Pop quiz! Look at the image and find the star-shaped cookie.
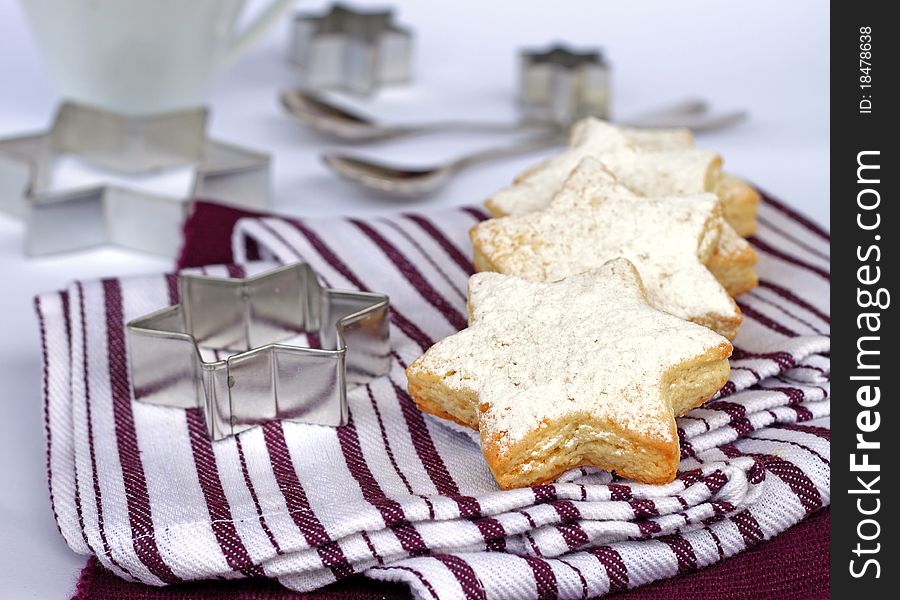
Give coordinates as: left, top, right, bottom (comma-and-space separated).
484, 117, 760, 237
472, 157, 746, 339
406, 259, 732, 489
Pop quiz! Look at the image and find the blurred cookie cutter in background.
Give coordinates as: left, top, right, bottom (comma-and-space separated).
127, 263, 391, 441
289, 3, 413, 95
0, 102, 270, 257
519, 44, 611, 125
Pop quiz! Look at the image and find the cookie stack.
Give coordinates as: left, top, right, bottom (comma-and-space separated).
406, 118, 760, 489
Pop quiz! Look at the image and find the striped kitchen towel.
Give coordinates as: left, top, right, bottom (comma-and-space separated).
37, 193, 830, 599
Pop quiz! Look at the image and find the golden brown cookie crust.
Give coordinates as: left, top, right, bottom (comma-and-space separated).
715, 174, 760, 237
409, 339, 731, 489
406, 262, 733, 489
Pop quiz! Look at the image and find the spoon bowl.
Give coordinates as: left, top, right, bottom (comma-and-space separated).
322, 154, 457, 197
281, 90, 393, 142
322, 134, 566, 198
281, 89, 557, 142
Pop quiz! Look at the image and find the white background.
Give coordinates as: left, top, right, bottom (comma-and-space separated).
0, 0, 828, 597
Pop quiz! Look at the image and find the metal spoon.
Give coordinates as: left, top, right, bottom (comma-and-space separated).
323, 134, 565, 197
284, 90, 744, 142
281, 90, 555, 142
626, 109, 748, 132
321, 106, 747, 197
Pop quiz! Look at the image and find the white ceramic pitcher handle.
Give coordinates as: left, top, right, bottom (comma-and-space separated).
223, 0, 295, 67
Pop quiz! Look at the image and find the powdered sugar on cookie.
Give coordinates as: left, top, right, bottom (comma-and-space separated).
408, 260, 731, 453
472, 158, 741, 337
486, 118, 718, 216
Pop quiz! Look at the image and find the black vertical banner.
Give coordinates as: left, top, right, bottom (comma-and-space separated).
831, 3, 897, 598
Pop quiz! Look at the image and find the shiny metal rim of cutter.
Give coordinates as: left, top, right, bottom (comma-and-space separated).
289, 3, 413, 96
519, 44, 611, 126
127, 263, 391, 441
0, 102, 270, 257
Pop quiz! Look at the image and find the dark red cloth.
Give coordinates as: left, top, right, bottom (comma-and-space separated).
72, 562, 411, 599
177, 200, 265, 269
71, 510, 829, 599
613, 509, 829, 599
68, 200, 828, 600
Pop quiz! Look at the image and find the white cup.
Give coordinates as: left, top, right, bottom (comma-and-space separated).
20, 0, 295, 115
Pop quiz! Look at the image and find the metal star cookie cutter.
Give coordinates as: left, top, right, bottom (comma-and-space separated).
519, 44, 611, 125
0, 102, 270, 257
289, 3, 413, 95
127, 263, 391, 440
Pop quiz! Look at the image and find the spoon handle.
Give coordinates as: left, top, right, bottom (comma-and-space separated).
385, 101, 709, 138
386, 120, 557, 139
621, 110, 748, 132
451, 134, 566, 171
447, 107, 745, 172
625, 98, 710, 124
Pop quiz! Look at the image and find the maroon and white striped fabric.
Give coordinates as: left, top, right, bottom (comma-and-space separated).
36, 193, 829, 599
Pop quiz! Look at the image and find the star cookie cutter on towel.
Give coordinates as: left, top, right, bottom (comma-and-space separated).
126, 263, 391, 440
519, 44, 611, 125
289, 3, 413, 95
0, 102, 270, 257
